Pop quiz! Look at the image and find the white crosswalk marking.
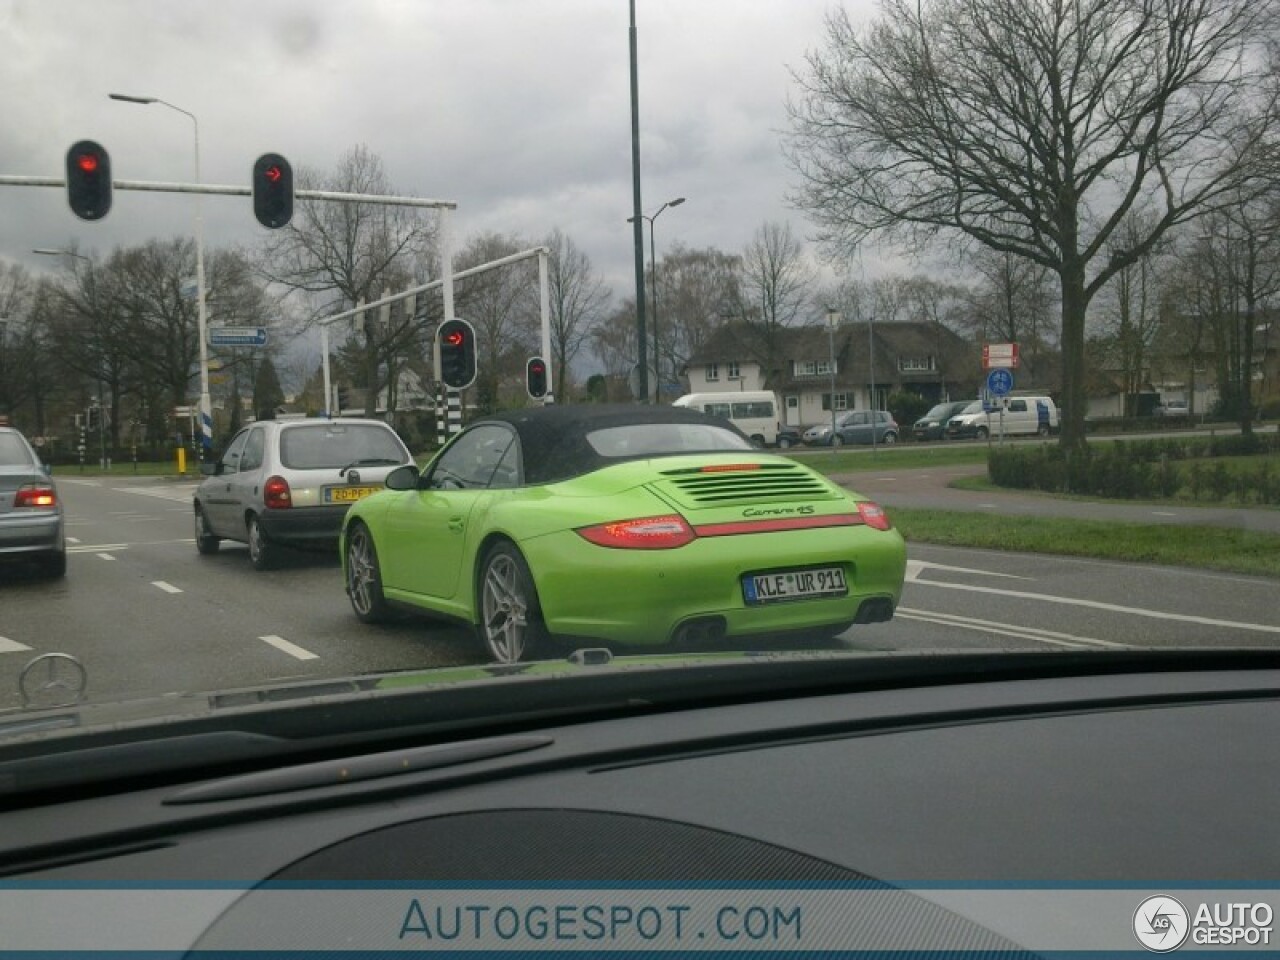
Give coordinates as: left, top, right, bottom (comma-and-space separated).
0, 636, 34, 654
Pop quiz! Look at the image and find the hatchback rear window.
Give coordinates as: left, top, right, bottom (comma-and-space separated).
279, 423, 406, 470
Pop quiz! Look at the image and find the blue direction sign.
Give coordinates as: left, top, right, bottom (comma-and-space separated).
208, 326, 268, 347
986, 367, 1014, 397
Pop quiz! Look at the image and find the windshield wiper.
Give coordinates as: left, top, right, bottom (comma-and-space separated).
339, 458, 402, 477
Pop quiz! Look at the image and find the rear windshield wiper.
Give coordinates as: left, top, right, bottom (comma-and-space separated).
339, 458, 403, 477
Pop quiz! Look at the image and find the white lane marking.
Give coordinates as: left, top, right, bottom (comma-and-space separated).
978, 503, 998, 508
1152, 511, 1178, 517
96, 553, 117, 561
67, 544, 128, 553
261, 635, 319, 661
54, 478, 101, 487
905, 559, 1031, 582
117, 484, 200, 504
0, 636, 34, 654
912, 579, 1280, 635
66, 537, 80, 544
896, 606, 1130, 649
151, 580, 183, 594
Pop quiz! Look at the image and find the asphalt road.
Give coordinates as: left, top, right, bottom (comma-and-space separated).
0, 475, 1277, 711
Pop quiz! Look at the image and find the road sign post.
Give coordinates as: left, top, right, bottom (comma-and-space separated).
985, 368, 1014, 446
208, 326, 268, 348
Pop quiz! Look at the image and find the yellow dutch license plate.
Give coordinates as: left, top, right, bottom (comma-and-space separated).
326, 485, 381, 503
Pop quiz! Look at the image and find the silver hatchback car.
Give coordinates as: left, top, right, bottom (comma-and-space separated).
193, 418, 413, 570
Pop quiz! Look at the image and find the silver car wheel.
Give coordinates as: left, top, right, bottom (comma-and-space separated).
481, 551, 532, 663
194, 507, 220, 554
247, 515, 276, 571
347, 527, 377, 616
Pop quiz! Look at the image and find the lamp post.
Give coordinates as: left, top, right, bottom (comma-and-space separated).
109, 92, 211, 460
628, 197, 685, 403
628, 0, 649, 403
34, 248, 108, 468
868, 313, 878, 454
826, 307, 840, 453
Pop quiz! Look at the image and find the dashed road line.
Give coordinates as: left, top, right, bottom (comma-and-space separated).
67, 543, 128, 553
0, 636, 34, 654
896, 607, 1129, 649
96, 553, 117, 561
151, 581, 183, 594
261, 635, 320, 661
66, 537, 80, 544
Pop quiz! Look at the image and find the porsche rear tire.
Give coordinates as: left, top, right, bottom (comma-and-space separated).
478, 542, 547, 664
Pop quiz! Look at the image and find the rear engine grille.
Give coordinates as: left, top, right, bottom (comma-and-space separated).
659, 463, 832, 504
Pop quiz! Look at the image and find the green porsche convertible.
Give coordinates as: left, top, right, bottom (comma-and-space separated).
341, 405, 906, 662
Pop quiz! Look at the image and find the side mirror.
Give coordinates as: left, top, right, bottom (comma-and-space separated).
384, 464, 419, 491
199, 461, 220, 476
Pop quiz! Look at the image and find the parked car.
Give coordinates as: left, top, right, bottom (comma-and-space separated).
193, 418, 414, 570
1154, 399, 1189, 418
342, 405, 905, 663
946, 395, 1059, 439
803, 410, 899, 446
0, 426, 65, 578
912, 400, 971, 441
775, 425, 803, 449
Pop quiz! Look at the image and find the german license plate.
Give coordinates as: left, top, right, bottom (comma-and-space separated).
743, 566, 847, 605
325, 485, 381, 504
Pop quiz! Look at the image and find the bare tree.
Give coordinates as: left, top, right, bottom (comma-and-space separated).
544, 228, 611, 403
788, 0, 1279, 449
737, 222, 816, 384
655, 244, 744, 382
454, 231, 539, 413
260, 144, 436, 415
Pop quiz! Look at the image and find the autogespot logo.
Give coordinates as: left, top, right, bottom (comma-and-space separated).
1134, 895, 1190, 952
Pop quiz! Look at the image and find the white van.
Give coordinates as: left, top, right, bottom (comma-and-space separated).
672, 391, 780, 446
945, 395, 1059, 439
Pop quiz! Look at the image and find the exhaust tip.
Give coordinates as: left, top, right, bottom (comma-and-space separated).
672, 616, 727, 646
854, 598, 895, 624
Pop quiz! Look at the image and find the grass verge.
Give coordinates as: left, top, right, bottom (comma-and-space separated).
887, 507, 1280, 578
790, 444, 989, 474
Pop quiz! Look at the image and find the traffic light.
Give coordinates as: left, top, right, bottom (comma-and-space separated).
526, 356, 548, 399
252, 153, 294, 228
65, 140, 112, 221
437, 318, 477, 390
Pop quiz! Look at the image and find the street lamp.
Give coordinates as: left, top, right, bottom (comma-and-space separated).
109, 92, 212, 460
627, 196, 685, 402
34, 248, 107, 468
867, 313, 878, 454
826, 307, 840, 453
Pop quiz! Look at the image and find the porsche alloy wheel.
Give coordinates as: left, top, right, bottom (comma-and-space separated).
479, 543, 545, 663
346, 523, 391, 623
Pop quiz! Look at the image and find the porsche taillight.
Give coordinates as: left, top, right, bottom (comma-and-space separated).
576, 514, 696, 549
856, 500, 892, 531
263, 475, 292, 509
14, 484, 57, 509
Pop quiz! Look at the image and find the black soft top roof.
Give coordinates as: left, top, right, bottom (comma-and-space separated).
474, 404, 749, 484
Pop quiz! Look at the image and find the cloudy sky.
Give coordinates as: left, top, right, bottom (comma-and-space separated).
1, 0, 885, 321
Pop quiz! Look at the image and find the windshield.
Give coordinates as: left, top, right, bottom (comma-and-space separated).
0, 0, 1276, 767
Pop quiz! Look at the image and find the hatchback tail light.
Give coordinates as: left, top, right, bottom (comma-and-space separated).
14, 484, 57, 509
576, 514, 696, 549
856, 501, 892, 531
263, 475, 292, 509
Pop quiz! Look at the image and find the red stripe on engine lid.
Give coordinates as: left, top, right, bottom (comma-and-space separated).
692, 512, 863, 537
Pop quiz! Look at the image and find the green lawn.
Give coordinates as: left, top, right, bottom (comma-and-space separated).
50, 459, 193, 478
889, 507, 1280, 577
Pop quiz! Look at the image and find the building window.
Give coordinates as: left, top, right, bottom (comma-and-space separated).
793, 359, 836, 377
705, 363, 719, 382
821, 393, 849, 412
898, 356, 936, 372
727, 361, 741, 380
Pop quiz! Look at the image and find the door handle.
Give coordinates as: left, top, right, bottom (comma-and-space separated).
448, 516, 465, 533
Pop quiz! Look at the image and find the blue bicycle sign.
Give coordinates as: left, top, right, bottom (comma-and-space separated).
986, 368, 1014, 397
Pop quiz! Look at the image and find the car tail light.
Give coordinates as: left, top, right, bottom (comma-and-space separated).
576, 514, 696, 549
699, 463, 761, 473
14, 484, 57, 509
856, 501, 892, 531
263, 475, 292, 509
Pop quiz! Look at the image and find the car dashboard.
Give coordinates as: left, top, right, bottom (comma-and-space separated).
2, 653, 1278, 955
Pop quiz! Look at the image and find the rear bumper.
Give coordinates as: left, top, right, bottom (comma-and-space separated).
521, 524, 907, 648
0, 512, 64, 558
256, 506, 348, 546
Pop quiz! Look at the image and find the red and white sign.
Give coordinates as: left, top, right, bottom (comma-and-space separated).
982, 342, 1019, 370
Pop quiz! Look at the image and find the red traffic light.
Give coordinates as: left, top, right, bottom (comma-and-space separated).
65, 140, 112, 221
526, 356, 549, 399
437, 319, 477, 390
443, 331, 464, 347
252, 153, 294, 229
